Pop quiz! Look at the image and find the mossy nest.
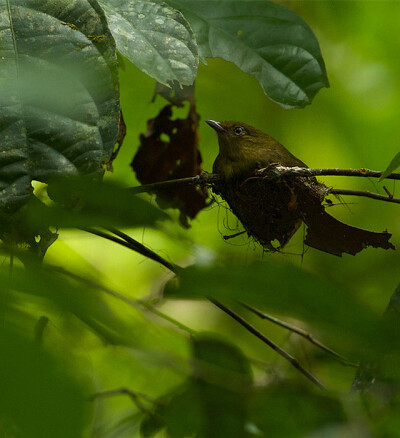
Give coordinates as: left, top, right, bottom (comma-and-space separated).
212, 168, 394, 256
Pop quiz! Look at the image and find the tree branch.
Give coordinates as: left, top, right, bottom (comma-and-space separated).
80, 227, 177, 273
329, 189, 400, 204
128, 167, 400, 195
240, 302, 357, 367
129, 173, 220, 194
209, 298, 326, 389
266, 166, 400, 181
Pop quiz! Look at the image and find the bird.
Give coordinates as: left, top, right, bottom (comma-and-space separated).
206, 119, 307, 250
206, 120, 307, 180
206, 120, 395, 256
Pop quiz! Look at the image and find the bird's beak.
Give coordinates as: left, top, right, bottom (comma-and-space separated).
206, 120, 225, 133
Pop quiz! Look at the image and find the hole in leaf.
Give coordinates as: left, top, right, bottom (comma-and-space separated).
160, 133, 170, 143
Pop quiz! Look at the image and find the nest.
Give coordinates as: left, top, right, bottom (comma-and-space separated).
213, 168, 394, 256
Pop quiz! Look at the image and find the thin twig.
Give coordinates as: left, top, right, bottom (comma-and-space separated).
270, 166, 400, 181
223, 231, 247, 240
329, 189, 400, 204
209, 298, 325, 389
80, 227, 177, 272
107, 227, 178, 273
128, 174, 219, 194
89, 388, 157, 413
240, 302, 357, 367
138, 300, 196, 335
48, 265, 194, 335
382, 186, 393, 199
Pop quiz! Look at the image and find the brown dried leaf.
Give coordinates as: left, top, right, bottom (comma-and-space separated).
295, 178, 395, 256
131, 104, 209, 227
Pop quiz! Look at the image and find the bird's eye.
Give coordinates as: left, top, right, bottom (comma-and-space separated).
234, 126, 245, 135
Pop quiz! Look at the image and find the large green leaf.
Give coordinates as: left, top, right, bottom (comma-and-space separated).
165, 261, 399, 360
0, 0, 120, 218
99, 0, 198, 86
167, 0, 329, 108
2, 265, 140, 346
27, 177, 169, 229
250, 383, 346, 437
0, 325, 87, 438
191, 335, 252, 438
140, 334, 252, 438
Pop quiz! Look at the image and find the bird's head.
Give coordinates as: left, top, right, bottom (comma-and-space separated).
206, 120, 269, 156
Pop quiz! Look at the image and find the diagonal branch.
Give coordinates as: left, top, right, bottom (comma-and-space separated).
82, 226, 325, 389
210, 298, 326, 389
240, 302, 357, 367
80, 227, 177, 273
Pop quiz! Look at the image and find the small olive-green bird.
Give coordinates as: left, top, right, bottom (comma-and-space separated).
206, 119, 309, 250
206, 120, 306, 178
206, 120, 396, 255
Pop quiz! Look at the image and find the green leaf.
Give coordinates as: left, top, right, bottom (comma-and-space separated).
140, 335, 252, 438
0, 0, 120, 217
379, 152, 400, 181
250, 383, 346, 437
166, 0, 329, 108
166, 261, 400, 360
0, 325, 87, 438
192, 335, 252, 386
2, 266, 138, 346
191, 335, 252, 438
353, 282, 400, 393
27, 177, 168, 229
99, 0, 199, 85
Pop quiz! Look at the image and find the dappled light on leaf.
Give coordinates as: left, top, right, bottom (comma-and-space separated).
166, 0, 329, 108
0, 0, 120, 252
99, 0, 199, 86
26, 176, 168, 229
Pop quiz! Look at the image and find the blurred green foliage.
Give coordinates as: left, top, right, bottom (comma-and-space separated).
1, 1, 400, 437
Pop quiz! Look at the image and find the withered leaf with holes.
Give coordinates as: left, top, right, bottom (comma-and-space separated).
131, 104, 209, 227
208, 120, 395, 256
